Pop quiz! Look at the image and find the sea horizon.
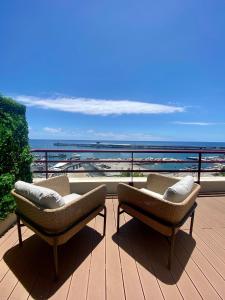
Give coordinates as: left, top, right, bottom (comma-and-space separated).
29, 139, 225, 150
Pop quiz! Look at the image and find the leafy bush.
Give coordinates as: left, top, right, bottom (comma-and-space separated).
0, 95, 32, 220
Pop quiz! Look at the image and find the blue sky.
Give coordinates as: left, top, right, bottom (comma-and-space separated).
1, 0, 225, 142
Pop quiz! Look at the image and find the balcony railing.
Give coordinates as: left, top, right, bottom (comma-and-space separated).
31, 148, 225, 184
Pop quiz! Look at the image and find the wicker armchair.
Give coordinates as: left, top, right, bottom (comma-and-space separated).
11, 175, 107, 279
117, 173, 200, 269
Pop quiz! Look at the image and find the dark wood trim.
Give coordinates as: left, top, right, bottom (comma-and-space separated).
98, 205, 107, 236
119, 202, 197, 229
15, 205, 104, 238
189, 211, 195, 236
16, 215, 23, 247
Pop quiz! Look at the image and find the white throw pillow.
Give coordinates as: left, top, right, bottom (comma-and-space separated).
163, 175, 194, 203
15, 181, 65, 208
63, 193, 81, 205
140, 188, 163, 200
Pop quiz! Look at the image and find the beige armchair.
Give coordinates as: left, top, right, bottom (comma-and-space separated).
117, 173, 200, 269
11, 175, 107, 279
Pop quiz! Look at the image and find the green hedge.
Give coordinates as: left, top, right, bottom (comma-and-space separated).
0, 95, 32, 220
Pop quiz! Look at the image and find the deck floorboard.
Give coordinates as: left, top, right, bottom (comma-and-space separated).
0, 195, 225, 299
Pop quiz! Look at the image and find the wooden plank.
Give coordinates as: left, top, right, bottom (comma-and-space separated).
194, 228, 225, 263
0, 267, 19, 300
121, 214, 177, 300
0, 229, 35, 299
215, 197, 225, 207
0, 227, 27, 283
0, 227, 27, 261
27, 238, 57, 299
174, 235, 221, 300
192, 233, 225, 280
47, 224, 97, 300
8, 230, 38, 300
113, 202, 145, 300
0, 226, 17, 247
134, 227, 182, 300
197, 198, 225, 227
178, 231, 225, 299
121, 204, 189, 300
87, 212, 106, 300
169, 253, 202, 300
208, 229, 225, 250
214, 227, 225, 238
202, 197, 225, 214
105, 198, 125, 300
67, 219, 96, 300
150, 230, 202, 300
120, 212, 165, 300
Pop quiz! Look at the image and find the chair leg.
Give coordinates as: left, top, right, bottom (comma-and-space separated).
189, 211, 195, 236
117, 204, 121, 233
168, 229, 176, 270
53, 243, 58, 280
16, 215, 23, 247
103, 205, 107, 236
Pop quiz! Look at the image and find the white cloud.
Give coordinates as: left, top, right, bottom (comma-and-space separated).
29, 126, 168, 141
43, 127, 62, 134
70, 129, 167, 141
174, 121, 217, 126
15, 95, 185, 116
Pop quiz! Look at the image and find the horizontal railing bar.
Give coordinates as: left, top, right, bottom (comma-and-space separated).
32, 169, 223, 174
31, 148, 225, 154
33, 159, 225, 164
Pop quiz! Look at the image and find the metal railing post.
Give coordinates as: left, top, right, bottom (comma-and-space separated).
197, 152, 202, 184
130, 152, 134, 186
45, 151, 48, 179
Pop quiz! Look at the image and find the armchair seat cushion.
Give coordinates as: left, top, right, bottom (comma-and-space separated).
140, 188, 163, 200
63, 193, 81, 204
15, 181, 64, 209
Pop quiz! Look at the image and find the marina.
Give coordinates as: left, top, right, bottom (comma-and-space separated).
29, 140, 225, 178
31, 152, 225, 178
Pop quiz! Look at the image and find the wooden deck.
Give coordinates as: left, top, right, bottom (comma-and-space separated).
0, 196, 225, 300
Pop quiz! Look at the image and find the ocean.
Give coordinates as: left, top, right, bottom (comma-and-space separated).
30, 139, 225, 150
29, 139, 225, 172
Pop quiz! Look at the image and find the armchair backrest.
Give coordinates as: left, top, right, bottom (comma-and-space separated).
34, 175, 70, 196
146, 173, 179, 194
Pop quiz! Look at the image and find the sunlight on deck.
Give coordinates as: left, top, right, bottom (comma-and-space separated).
0, 196, 225, 299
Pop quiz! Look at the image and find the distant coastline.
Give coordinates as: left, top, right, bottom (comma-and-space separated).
52, 141, 225, 150
29, 139, 225, 150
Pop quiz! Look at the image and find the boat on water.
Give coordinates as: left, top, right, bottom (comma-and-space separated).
70, 153, 81, 160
